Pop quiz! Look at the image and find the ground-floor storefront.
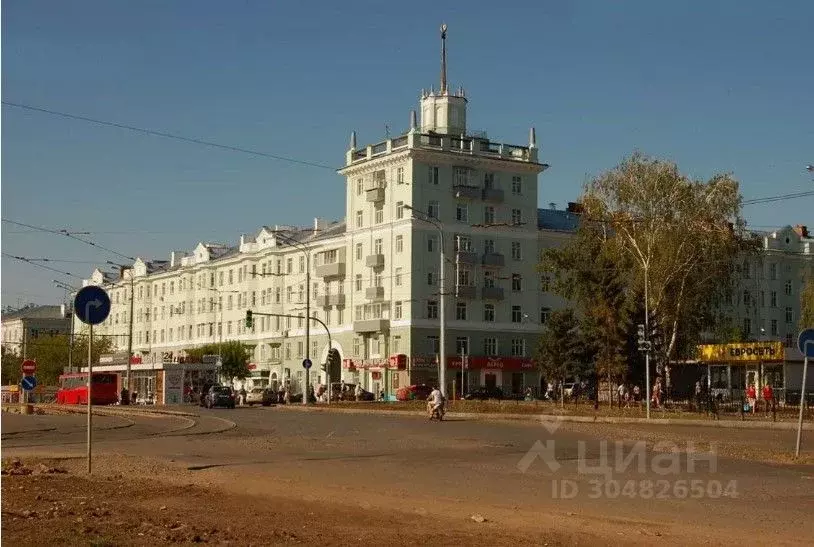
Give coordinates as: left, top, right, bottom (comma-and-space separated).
81, 362, 219, 404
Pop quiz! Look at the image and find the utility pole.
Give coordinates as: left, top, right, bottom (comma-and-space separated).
304, 262, 311, 405
644, 264, 651, 420
125, 273, 134, 402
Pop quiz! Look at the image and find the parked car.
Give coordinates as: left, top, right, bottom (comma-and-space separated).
396, 384, 433, 401
289, 391, 317, 404
330, 383, 375, 401
203, 385, 235, 409
245, 388, 274, 406
464, 386, 504, 401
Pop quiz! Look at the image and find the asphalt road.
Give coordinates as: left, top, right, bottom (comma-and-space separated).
4, 406, 814, 544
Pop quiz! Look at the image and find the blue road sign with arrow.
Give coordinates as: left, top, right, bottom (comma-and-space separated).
21, 376, 37, 391
799, 329, 814, 358
74, 286, 111, 326
302, 359, 312, 370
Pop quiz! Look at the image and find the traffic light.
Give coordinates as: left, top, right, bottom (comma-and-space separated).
637, 323, 651, 352
328, 348, 340, 370
245, 310, 253, 328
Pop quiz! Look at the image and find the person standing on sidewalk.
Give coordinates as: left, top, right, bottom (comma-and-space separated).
746, 384, 757, 414
762, 382, 774, 415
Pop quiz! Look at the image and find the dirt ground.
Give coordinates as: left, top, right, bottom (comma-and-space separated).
1, 457, 583, 547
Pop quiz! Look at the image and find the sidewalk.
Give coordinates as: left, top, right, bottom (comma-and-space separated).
275, 403, 814, 431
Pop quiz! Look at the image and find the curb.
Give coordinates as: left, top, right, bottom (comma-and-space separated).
273, 404, 814, 431
32, 404, 199, 418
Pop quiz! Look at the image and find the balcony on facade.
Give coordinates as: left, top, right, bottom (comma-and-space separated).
365, 254, 385, 268
482, 188, 504, 203
316, 293, 346, 308
455, 285, 477, 299
482, 252, 505, 268
456, 251, 479, 265
353, 318, 390, 333
481, 286, 505, 300
365, 286, 385, 300
365, 187, 385, 203
452, 185, 480, 200
315, 261, 345, 278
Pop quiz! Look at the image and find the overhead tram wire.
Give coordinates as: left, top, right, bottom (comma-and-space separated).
2, 253, 83, 279
2, 101, 337, 171
1, 218, 135, 262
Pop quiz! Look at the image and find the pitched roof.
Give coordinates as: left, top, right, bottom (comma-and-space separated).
2, 304, 65, 321
537, 208, 580, 232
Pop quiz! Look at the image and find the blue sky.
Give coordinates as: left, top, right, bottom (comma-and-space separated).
2, 0, 813, 307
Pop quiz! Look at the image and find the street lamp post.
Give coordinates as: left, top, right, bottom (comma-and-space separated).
404, 204, 447, 397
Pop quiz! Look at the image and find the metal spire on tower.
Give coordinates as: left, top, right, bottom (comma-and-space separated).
440, 23, 448, 95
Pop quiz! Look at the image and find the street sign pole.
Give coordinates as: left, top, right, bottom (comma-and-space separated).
73, 285, 111, 476
795, 329, 814, 458
87, 323, 93, 474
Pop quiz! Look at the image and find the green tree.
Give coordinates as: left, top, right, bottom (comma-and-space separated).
185, 340, 251, 381
543, 221, 634, 402
535, 309, 587, 406
801, 267, 814, 329
1, 334, 113, 386
580, 153, 749, 364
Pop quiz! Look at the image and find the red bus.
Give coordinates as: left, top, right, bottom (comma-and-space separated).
56, 373, 119, 405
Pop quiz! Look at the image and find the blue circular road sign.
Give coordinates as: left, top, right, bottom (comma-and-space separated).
798, 329, 814, 358
302, 359, 312, 370
21, 376, 37, 391
74, 286, 111, 326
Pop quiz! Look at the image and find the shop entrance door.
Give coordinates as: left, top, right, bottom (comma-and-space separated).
485, 373, 497, 390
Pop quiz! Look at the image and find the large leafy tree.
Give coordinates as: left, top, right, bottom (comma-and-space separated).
580, 153, 749, 364
543, 221, 634, 399
185, 340, 251, 381
535, 309, 587, 405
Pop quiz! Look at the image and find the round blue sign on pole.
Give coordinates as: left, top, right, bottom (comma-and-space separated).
302, 359, 312, 370
21, 376, 37, 391
74, 286, 111, 326
798, 329, 814, 358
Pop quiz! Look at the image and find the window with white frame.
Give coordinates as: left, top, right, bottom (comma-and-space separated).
457, 268, 472, 287
428, 335, 439, 354
428, 200, 439, 219
785, 280, 792, 296
484, 270, 495, 288
456, 336, 469, 355
456, 301, 467, 320
395, 268, 403, 286
395, 235, 404, 253
455, 235, 472, 252
511, 176, 522, 195
484, 206, 495, 224
373, 272, 382, 287
427, 271, 436, 286
512, 306, 522, 323
484, 239, 495, 255
396, 201, 404, 219
540, 273, 551, 292
511, 208, 522, 224
511, 338, 526, 356
355, 210, 363, 228
356, 243, 363, 260
771, 319, 778, 335
428, 166, 439, 185
771, 291, 778, 307
540, 307, 551, 325
355, 275, 363, 291
484, 303, 495, 322
785, 307, 793, 323
427, 300, 438, 319
512, 274, 522, 291
743, 318, 752, 336
484, 337, 497, 356
356, 179, 363, 195
396, 167, 404, 184
394, 301, 402, 319
511, 241, 522, 260
769, 263, 777, 280
456, 203, 468, 222
427, 235, 436, 252
374, 239, 383, 255
375, 207, 383, 224
453, 167, 470, 187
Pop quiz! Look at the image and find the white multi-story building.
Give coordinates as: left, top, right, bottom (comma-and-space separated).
78, 28, 580, 398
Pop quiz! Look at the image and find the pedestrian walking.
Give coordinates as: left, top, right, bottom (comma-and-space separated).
746, 384, 757, 414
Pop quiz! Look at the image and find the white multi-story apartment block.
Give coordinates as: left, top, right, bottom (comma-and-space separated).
78, 29, 580, 398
